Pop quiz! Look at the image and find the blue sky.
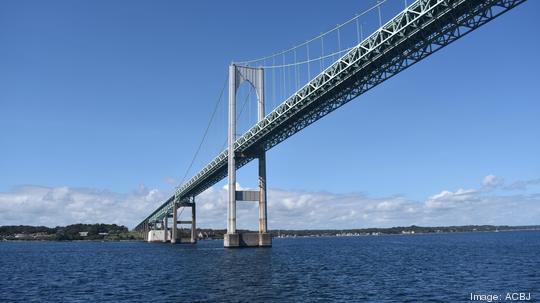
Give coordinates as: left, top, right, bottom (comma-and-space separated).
1, 0, 539, 228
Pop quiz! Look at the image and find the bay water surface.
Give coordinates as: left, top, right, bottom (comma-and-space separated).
1, 231, 539, 302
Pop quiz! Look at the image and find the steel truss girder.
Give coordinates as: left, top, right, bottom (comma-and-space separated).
135, 0, 526, 231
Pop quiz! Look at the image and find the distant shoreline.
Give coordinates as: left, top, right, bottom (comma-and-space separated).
2, 224, 539, 242
267, 225, 540, 239
274, 227, 540, 238
2, 229, 540, 243
0, 239, 144, 242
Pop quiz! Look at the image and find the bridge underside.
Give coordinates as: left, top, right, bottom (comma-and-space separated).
135, 0, 527, 241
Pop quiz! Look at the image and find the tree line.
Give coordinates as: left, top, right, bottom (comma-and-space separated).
0, 223, 139, 241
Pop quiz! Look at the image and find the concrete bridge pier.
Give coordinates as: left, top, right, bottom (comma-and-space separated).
191, 201, 197, 244
162, 217, 168, 242
171, 203, 177, 244
224, 64, 271, 248
146, 222, 159, 242
170, 199, 197, 244
143, 223, 148, 241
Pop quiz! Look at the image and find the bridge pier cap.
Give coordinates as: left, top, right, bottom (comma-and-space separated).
226, 64, 271, 248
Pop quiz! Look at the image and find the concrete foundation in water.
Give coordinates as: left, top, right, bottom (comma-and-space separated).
224, 233, 272, 248
147, 230, 171, 243
147, 231, 196, 244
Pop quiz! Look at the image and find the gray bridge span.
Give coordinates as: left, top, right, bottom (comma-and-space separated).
134, 0, 526, 247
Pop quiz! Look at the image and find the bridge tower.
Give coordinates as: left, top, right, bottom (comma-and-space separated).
224, 64, 271, 248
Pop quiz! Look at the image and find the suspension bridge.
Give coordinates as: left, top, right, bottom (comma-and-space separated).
134, 0, 527, 247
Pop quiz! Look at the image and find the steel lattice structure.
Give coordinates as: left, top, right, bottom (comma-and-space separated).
135, 0, 526, 231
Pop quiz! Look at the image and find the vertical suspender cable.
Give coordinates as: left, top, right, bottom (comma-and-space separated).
337, 26, 342, 58
307, 42, 311, 80
320, 35, 324, 73
282, 53, 286, 101
287, 58, 291, 97
378, 0, 382, 27
249, 81, 252, 127
356, 16, 361, 44
272, 56, 276, 110
294, 49, 298, 90
264, 59, 267, 114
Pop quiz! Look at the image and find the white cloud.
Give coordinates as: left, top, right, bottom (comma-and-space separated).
0, 185, 169, 228
479, 174, 540, 192
425, 188, 478, 209
1, 175, 539, 229
482, 174, 504, 190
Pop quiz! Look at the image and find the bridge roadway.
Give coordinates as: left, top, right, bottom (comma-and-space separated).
135, 0, 526, 232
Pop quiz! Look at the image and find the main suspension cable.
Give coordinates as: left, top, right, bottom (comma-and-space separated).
179, 75, 228, 187
235, 0, 390, 66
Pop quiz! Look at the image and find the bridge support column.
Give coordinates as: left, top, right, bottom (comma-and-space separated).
258, 152, 271, 247
191, 200, 197, 243
162, 217, 168, 243
147, 223, 155, 242
225, 64, 238, 248
171, 203, 177, 244
144, 223, 148, 241
171, 200, 197, 244
225, 64, 271, 248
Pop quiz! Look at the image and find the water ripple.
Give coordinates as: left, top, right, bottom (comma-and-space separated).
1, 231, 539, 302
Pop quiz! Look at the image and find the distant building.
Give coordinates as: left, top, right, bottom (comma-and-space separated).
79, 232, 88, 237
98, 232, 108, 236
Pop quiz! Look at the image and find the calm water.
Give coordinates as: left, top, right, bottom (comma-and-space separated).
1, 231, 539, 302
